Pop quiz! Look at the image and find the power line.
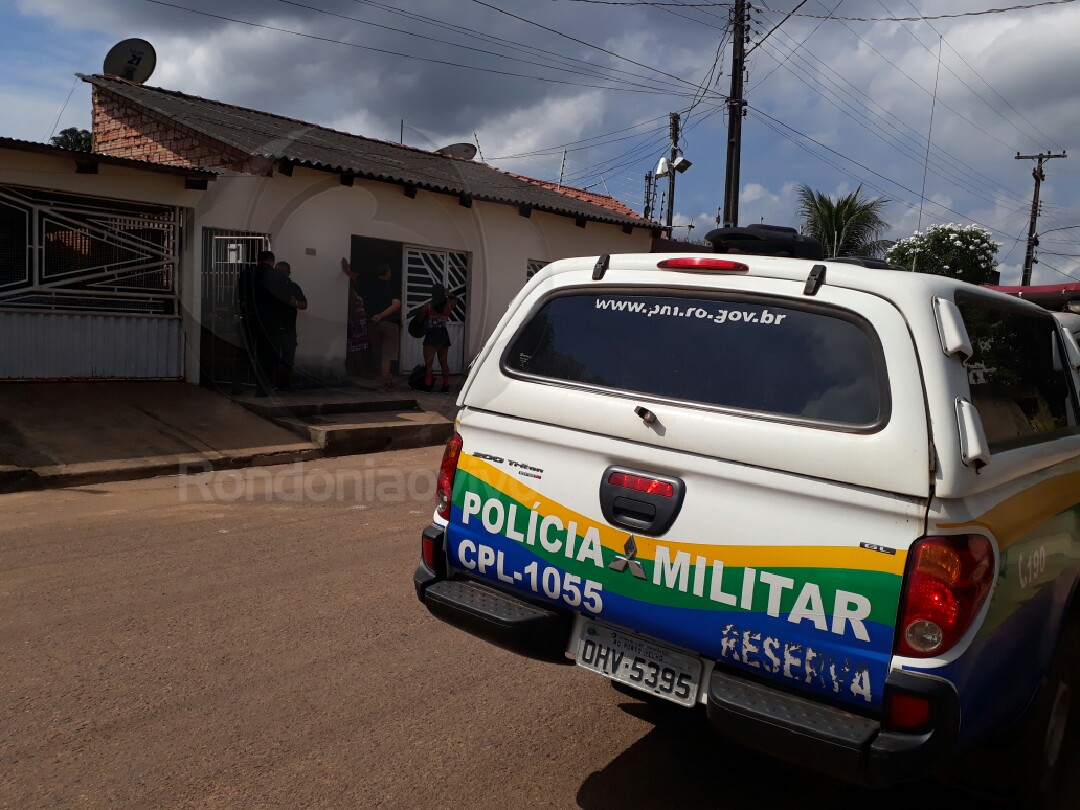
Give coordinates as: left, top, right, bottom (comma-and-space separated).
140, 0, 706, 98
1033, 257, 1080, 282
746, 0, 810, 54
561, 0, 1080, 22
752, 0, 1078, 21
749, 33, 1034, 213
485, 116, 671, 160
668, 0, 740, 27
902, 3, 1061, 150
1001, 225, 1030, 264
747, 106, 926, 215
760, 21, 1054, 213
337, 0, 725, 95
685, 21, 732, 115
579, 102, 725, 191
871, 0, 1060, 151
564, 128, 672, 183
648, 0, 732, 27
467, 0, 712, 93
45, 78, 81, 142
749, 0, 843, 90
817, 12, 1019, 151
347, 0, 705, 94
540, 132, 668, 184
747, 105, 1020, 238
271, 0, 684, 94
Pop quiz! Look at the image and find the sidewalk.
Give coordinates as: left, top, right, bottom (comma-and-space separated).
229, 377, 457, 457
0, 378, 460, 494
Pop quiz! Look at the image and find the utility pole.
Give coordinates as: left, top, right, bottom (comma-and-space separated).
666, 112, 680, 236
643, 172, 654, 220
722, 0, 748, 228
1017, 150, 1066, 285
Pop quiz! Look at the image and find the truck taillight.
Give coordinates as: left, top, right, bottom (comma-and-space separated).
436, 432, 463, 520
895, 535, 994, 658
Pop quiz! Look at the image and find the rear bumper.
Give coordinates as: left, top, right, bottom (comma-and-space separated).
706, 668, 959, 787
414, 529, 573, 664
415, 525, 959, 786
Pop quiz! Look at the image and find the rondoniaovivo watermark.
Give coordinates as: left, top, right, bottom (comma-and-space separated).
178, 458, 437, 504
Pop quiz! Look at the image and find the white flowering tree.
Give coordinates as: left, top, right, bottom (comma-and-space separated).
885, 224, 1000, 285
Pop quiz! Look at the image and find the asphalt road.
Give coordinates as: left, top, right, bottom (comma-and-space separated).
2, 448, 1076, 808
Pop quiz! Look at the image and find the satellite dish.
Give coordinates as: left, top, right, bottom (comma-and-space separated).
103, 39, 157, 84
435, 143, 478, 161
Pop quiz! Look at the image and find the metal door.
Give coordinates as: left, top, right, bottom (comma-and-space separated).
402, 246, 469, 373
199, 229, 270, 387
0, 183, 184, 379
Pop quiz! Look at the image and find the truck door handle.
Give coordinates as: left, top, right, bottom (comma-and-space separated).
599, 467, 685, 536
612, 497, 656, 530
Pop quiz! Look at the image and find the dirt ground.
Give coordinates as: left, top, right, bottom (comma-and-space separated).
2, 449, 1076, 808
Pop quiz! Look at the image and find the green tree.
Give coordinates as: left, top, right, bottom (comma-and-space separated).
796, 184, 892, 257
885, 223, 1000, 285
49, 128, 92, 152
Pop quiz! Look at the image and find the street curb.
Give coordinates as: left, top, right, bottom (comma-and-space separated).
0, 445, 322, 494
0, 464, 40, 494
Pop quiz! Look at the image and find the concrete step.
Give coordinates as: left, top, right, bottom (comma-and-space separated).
297, 410, 454, 456
235, 393, 418, 419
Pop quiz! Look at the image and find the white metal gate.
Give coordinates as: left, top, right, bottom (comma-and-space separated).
0, 183, 183, 379
401, 246, 469, 373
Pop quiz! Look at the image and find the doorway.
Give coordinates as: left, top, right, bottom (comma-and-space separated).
401, 246, 469, 374
199, 228, 270, 388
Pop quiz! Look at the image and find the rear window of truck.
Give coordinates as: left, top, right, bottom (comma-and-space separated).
958, 296, 1080, 451
503, 292, 888, 428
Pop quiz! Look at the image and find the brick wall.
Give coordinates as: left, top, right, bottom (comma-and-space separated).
91, 87, 250, 172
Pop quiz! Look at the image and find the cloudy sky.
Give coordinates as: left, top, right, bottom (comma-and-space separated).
3, 0, 1080, 283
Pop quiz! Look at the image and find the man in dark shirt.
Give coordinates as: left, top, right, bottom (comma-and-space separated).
274, 261, 307, 389
235, 249, 283, 397
365, 262, 402, 391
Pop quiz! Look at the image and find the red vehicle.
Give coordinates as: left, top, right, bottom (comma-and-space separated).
988, 283, 1080, 338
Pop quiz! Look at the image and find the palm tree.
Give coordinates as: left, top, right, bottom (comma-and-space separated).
796, 184, 892, 258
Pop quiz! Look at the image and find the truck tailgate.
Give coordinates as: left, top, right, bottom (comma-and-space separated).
446, 410, 926, 712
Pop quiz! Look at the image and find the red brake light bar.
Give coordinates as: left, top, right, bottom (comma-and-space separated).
657, 257, 749, 273
607, 472, 675, 498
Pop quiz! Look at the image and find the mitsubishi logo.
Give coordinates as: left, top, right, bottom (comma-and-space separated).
609, 535, 646, 579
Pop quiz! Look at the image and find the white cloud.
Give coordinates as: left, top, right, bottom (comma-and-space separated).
737, 181, 797, 230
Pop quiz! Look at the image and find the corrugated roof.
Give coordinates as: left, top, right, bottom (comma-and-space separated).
81, 74, 650, 229
0, 136, 216, 178
498, 171, 640, 219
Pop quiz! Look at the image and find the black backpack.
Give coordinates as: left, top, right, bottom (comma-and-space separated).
407, 363, 430, 391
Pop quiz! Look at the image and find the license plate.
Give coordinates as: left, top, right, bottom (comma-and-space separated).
575, 621, 702, 707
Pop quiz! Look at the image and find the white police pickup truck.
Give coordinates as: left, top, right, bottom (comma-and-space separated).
414, 252, 1080, 804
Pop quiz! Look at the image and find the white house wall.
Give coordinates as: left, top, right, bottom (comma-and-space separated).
0, 150, 205, 207
190, 167, 649, 383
